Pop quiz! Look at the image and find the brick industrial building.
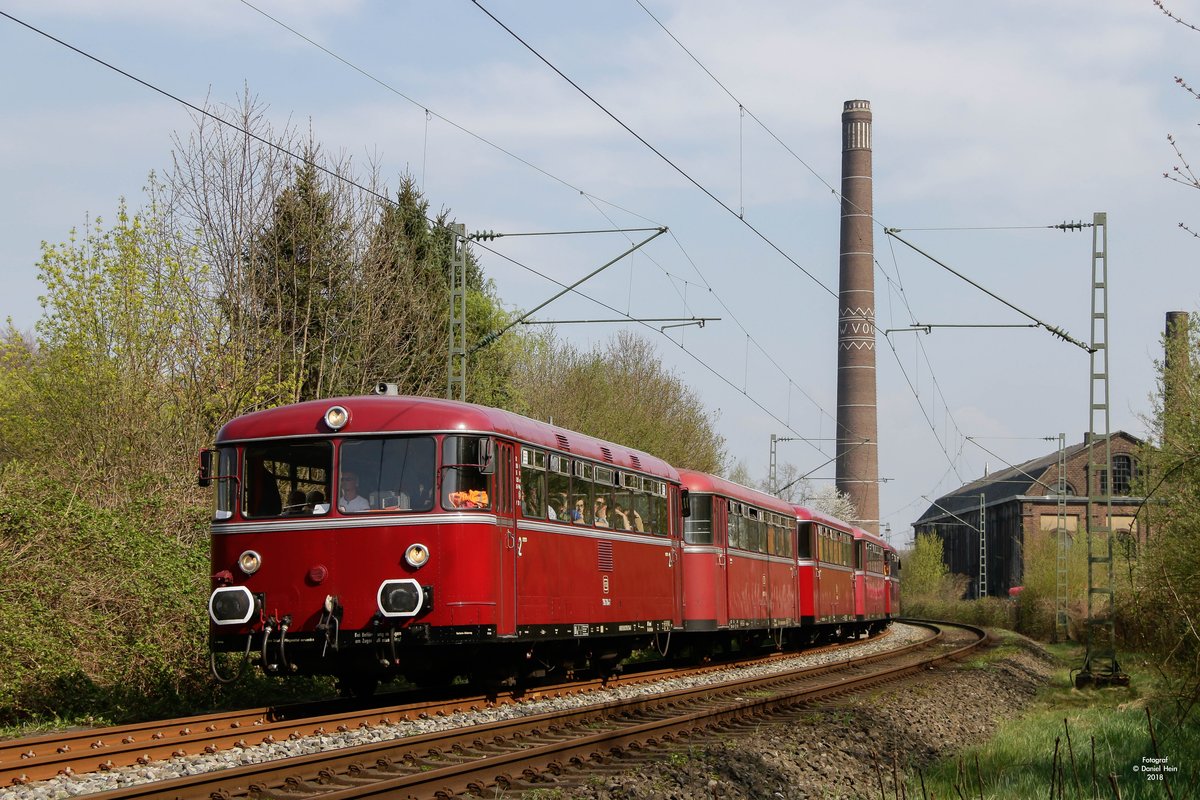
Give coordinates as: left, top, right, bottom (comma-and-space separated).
912, 432, 1145, 597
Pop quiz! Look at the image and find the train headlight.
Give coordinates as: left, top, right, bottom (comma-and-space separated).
378, 579, 424, 617
404, 543, 430, 569
209, 586, 255, 625
238, 550, 262, 576
323, 405, 349, 431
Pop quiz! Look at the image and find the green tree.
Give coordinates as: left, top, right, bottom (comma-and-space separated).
0, 201, 209, 527
510, 330, 725, 471
901, 533, 952, 598
244, 158, 353, 402
1127, 311, 1200, 715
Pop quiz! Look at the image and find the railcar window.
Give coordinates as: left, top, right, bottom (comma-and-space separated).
632, 483, 651, 534
725, 504, 738, 549
593, 466, 615, 528
685, 493, 713, 544
441, 436, 492, 510
520, 448, 546, 519
613, 481, 636, 531
547, 455, 570, 521
243, 441, 332, 519
654, 483, 668, 535
339, 437, 435, 513
797, 521, 812, 559
214, 447, 237, 520
572, 461, 594, 525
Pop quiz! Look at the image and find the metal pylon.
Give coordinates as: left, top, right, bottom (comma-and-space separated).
977, 493, 987, 598
1077, 212, 1128, 687
446, 223, 468, 402
1053, 432, 1069, 643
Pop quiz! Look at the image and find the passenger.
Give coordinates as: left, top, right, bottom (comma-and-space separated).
305, 490, 328, 513
284, 489, 307, 514
593, 497, 611, 528
630, 508, 645, 532
613, 503, 632, 530
550, 493, 569, 521
570, 498, 586, 524
338, 472, 371, 512
523, 486, 541, 517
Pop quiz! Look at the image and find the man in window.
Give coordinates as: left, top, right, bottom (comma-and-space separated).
339, 472, 370, 512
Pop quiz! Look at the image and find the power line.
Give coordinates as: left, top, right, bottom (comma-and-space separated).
230, 1, 855, 448
471, 0, 837, 301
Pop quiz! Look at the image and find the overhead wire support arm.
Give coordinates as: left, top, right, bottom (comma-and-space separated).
883, 229, 1095, 354
470, 227, 668, 354
884, 323, 1039, 335
468, 227, 664, 241
518, 316, 719, 327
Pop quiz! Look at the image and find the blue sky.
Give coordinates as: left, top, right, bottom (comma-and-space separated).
1, 1, 1196, 543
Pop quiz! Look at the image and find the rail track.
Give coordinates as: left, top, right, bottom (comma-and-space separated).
0, 621, 986, 799
0, 626, 898, 788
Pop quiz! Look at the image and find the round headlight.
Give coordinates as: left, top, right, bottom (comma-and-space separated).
324, 405, 349, 431
238, 550, 262, 575
404, 543, 430, 569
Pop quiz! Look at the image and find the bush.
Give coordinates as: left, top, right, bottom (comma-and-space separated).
0, 462, 212, 724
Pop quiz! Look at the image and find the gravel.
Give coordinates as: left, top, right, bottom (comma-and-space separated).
0, 623, 1016, 800
546, 631, 1058, 800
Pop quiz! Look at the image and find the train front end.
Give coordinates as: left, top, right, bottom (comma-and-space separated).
203, 395, 501, 692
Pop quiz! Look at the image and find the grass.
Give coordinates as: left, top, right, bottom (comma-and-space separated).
910, 643, 1200, 799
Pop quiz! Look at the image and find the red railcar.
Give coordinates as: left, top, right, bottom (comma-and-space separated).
886, 546, 902, 619
854, 527, 889, 634
793, 506, 856, 633
678, 471, 798, 643
204, 394, 681, 691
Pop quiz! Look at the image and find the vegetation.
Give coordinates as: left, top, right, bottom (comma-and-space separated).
1119, 311, 1200, 724
898, 534, 1016, 629
510, 329, 725, 472
912, 639, 1200, 800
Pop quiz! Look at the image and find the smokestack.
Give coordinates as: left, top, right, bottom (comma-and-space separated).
836, 99, 880, 534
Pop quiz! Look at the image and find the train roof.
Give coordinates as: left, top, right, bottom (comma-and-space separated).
677, 469, 797, 516
792, 504, 856, 531
216, 395, 679, 481
853, 526, 889, 549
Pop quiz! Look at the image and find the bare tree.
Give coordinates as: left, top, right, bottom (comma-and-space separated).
1155, 1, 1200, 239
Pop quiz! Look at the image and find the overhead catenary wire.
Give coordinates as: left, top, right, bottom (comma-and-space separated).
474, 0, 1077, 501
231, 0, 858, 451
470, 0, 837, 301
3, 4, 953, 491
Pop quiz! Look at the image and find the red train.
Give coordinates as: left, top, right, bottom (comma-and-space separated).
202, 392, 899, 693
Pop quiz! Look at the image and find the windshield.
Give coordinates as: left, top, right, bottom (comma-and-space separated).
243, 441, 332, 518
339, 436, 436, 512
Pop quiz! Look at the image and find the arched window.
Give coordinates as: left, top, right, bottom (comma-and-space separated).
1111, 454, 1134, 495
1099, 454, 1135, 496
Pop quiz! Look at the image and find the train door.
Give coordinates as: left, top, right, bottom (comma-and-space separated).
670, 486, 684, 628
497, 441, 518, 636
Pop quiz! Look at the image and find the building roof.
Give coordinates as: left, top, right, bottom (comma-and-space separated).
913, 431, 1143, 525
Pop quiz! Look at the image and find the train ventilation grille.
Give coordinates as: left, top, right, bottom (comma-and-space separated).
597, 541, 614, 572
629, 455, 642, 470
556, 434, 571, 451
600, 446, 614, 463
